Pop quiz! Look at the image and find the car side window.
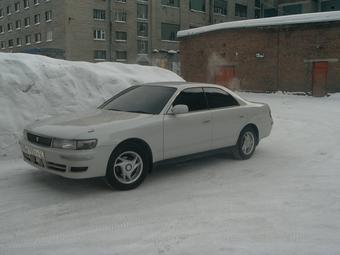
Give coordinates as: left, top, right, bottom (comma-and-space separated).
204, 87, 239, 109
172, 88, 208, 112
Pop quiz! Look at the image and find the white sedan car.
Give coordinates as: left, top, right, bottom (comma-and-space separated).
20, 82, 273, 190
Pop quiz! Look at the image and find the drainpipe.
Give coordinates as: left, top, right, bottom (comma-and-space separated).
276, 28, 280, 92
149, 0, 152, 64
317, 0, 322, 12
108, 0, 113, 61
209, 0, 214, 24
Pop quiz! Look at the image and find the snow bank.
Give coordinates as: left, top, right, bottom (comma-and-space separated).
0, 53, 184, 158
177, 10, 340, 38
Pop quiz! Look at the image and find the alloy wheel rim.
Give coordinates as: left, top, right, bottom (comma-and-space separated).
241, 131, 255, 155
113, 151, 143, 184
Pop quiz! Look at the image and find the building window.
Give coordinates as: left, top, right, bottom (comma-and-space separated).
161, 23, 179, 41
34, 0, 40, 5
116, 0, 127, 2
35, 33, 41, 43
93, 9, 106, 20
16, 38, 22, 47
264, 8, 277, 17
6, 6, 11, 15
116, 51, 127, 61
16, 20, 21, 29
137, 22, 148, 37
15, 2, 20, 12
24, 17, 30, 27
0, 41, 5, 49
94, 29, 105, 40
235, 3, 247, 17
0, 25, 3, 34
24, 0, 30, 9
45, 10, 52, 21
189, 0, 205, 12
116, 31, 127, 41
46, 31, 53, 41
214, 0, 227, 15
255, 9, 260, 18
7, 23, 13, 32
282, 4, 302, 15
137, 40, 148, 54
137, 4, 148, 19
34, 14, 40, 24
321, 0, 340, 11
8, 39, 14, 48
161, 0, 180, 7
94, 50, 106, 60
25, 35, 31, 44
114, 10, 127, 22
0, 9, 3, 18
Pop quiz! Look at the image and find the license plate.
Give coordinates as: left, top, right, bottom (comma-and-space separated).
23, 144, 45, 162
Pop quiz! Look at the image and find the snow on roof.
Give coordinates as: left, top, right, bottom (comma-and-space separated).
177, 11, 340, 38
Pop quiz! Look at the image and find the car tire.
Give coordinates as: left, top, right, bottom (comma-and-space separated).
233, 126, 257, 160
105, 143, 149, 190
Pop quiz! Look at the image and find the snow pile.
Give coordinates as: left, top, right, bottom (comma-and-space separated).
177, 10, 340, 38
0, 53, 184, 158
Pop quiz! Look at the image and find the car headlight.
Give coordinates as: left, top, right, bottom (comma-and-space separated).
52, 139, 77, 150
52, 139, 97, 150
76, 139, 97, 150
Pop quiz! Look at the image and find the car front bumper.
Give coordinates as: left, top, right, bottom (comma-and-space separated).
19, 137, 112, 179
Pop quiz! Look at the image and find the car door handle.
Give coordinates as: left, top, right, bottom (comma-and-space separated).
202, 120, 211, 124
239, 115, 245, 119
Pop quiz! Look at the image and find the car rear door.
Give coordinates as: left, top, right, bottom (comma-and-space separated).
163, 88, 212, 159
203, 87, 246, 149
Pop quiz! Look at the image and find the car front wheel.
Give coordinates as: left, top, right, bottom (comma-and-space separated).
233, 127, 257, 160
105, 143, 149, 190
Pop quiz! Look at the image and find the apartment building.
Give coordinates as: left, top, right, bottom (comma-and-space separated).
0, 0, 64, 57
0, 0, 262, 71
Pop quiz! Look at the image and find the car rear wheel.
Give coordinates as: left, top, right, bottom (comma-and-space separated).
105, 143, 149, 190
233, 127, 257, 160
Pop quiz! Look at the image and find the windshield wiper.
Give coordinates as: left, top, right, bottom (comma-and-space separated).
108, 109, 151, 114
128, 110, 151, 114
108, 108, 125, 112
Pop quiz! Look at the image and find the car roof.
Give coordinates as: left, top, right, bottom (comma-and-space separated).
141, 81, 227, 90
141, 81, 248, 106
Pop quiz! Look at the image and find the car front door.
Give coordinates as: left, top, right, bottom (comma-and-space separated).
163, 88, 212, 159
204, 87, 246, 149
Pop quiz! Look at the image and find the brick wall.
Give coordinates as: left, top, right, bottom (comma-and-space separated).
179, 22, 340, 93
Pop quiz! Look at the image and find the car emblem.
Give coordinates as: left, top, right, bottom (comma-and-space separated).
35, 137, 39, 143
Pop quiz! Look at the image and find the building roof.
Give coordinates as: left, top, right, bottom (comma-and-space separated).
177, 11, 340, 38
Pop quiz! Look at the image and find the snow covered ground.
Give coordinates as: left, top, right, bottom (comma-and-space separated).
0, 53, 183, 159
1, 92, 339, 255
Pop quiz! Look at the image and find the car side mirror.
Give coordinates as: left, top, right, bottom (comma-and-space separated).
170, 104, 189, 115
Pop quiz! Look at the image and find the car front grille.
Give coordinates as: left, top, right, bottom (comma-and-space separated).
27, 132, 52, 147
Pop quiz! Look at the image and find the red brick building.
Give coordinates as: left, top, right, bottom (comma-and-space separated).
178, 11, 340, 96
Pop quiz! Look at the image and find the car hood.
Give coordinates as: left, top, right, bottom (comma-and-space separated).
25, 109, 152, 139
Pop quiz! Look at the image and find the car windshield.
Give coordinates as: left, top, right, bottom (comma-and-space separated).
99, 85, 177, 114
